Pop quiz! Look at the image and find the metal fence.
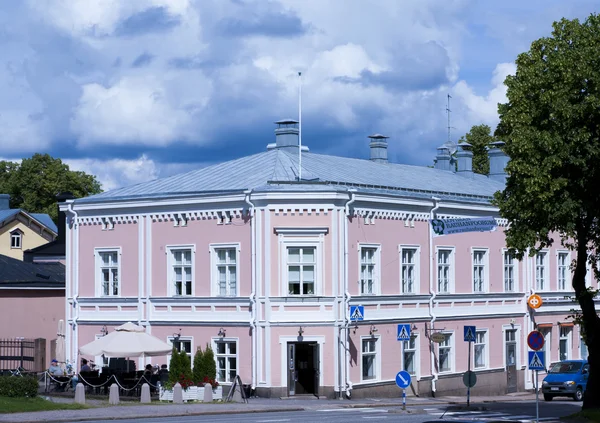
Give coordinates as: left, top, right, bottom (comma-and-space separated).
0, 338, 46, 372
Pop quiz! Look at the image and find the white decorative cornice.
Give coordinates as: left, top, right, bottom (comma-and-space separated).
77, 215, 139, 225
149, 209, 245, 222
354, 208, 430, 222
272, 207, 330, 215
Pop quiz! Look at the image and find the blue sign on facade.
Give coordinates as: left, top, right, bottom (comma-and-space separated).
528, 351, 545, 370
349, 305, 364, 321
397, 324, 411, 341
464, 326, 476, 342
395, 370, 412, 389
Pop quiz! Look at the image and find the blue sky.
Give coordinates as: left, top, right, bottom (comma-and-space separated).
0, 0, 598, 191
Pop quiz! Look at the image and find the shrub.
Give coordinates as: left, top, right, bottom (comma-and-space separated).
0, 376, 38, 398
168, 347, 181, 385
192, 347, 204, 385
201, 343, 217, 381
179, 349, 192, 381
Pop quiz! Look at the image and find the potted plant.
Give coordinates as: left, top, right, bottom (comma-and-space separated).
160, 348, 197, 401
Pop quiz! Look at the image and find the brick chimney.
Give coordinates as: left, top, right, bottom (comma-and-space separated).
368, 134, 389, 163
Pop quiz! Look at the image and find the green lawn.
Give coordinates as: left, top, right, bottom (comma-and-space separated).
563, 410, 600, 423
0, 396, 88, 413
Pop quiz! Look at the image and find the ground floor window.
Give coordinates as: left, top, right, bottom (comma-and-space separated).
403, 335, 417, 375
474, 331, 486, 369
362, 338, 378, 381
438, 334, 452, 372
559, 326, 572, 361
214, 340, 237, 383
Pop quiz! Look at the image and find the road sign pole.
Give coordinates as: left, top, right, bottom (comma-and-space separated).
467, 340, 472, 407
402, 388, 406, 410
535, 369, 539, 423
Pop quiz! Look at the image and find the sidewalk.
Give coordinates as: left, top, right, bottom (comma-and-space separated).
0, 392, 538, 423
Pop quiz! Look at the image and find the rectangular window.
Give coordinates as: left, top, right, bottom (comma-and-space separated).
360, 246, 377, 295
503, 251, 516, 292
401, 248, 417, 294
214, 340, 237, 383
473, 250, 487, 292
169, 338, 192, 362
558, 252, 569, 291
505, 329, 517, 366
10, 232, 22, 249
170, 248, 192, 296
216, 248, 237, 296
559, 326, 572, 361
403, 335, 417, 375
535, 252, 547, 291
474, 331, 486, 369
362, 338, 378, 381
437, 249, 452, 293
438, 334, 452, 372
97, 250, 119, 296
288, 247, 316, 295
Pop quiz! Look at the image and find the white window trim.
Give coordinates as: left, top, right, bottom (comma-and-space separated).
436, 246, 455, 294
94, 247, 122, 297
534, 250, 549, 291
556, 250, 571, 292
360, 334, 381, 382
437, 332, 454, 373
399, 245, 420, 295
474, 329, 488, 370
502, 325, 520, 368
471, 248, 489, 293
559, 325, 572, 361
502, 249, 519, 293
10, 230, 22, 249
402, 332, 420, 378
166, 244, 196, 297
211, 337, 239, 384
278, 235, 324, 297
167, 336, 193, 368
358, 243, 381, 295
210, 243, 241, 297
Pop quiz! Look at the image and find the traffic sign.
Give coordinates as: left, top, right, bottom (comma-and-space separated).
463, 370, 477, 388
528, 294, 543, 309
397, 324, 411, 341
528, 351, 545, 370
464, 326, 476, 342
527, 331, 545, 351
395, 370, 412, 389
349, 305, 364, 321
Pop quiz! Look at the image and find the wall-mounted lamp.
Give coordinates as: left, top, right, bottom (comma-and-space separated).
172, 329, 182, 342
100, 325, 108, 337
411, 324, 418, 331
370, 325, 378, 335
353, 324, 359, 334
218, 327, 226, 337
298, 326, 304, 336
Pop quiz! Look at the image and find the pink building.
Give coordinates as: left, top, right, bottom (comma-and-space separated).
61, 122, 594, 398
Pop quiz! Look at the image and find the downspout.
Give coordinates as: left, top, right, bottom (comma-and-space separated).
245, 190, 257, 391
65, 201, 78, 367
429, 196, 441, 396
343, 189, 357, 398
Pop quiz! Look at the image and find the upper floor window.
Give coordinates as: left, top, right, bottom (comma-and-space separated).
472, 249, 488, 293
535, 251, 547, 291
401, 247, 418, 294
557, 252, 569, 291
96, 249, 120, 296
437, 248, 453, 293
211, 245, 239, 297
359, 245, 379, 295
10, 230, 22, 249
168, 247, 193, 296
503, 250, 517, 292
288, 247, 316, 295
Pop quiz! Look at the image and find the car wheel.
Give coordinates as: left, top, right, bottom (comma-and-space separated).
543, 394, 553, 401
573, 388, 583, 401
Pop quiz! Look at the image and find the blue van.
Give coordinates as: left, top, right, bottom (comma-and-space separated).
541, 359, 588, 401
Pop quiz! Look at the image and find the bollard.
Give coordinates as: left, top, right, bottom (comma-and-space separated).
203, 383, 213, 403
109, 383, 120, 405
173, 382, 183, 403
74, 383, 86, 404
140, 383, 151, 403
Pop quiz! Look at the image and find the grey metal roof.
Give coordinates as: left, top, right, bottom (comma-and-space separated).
0, 254, 65, 288
77, 149, 505, 205
0, 209, 58, 233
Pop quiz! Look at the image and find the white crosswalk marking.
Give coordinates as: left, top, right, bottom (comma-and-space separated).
423, 407, 561, 423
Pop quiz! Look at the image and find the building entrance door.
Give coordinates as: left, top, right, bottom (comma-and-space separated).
287, 342, 319, 397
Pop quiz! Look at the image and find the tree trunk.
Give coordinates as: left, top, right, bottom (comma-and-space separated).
573, 229, 600, 410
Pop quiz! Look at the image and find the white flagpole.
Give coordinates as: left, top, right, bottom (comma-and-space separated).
298, 71, 302, 181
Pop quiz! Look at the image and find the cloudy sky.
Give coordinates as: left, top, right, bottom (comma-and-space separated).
0, 0, 598, 191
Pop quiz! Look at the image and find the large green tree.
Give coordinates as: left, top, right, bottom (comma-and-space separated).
493, 14, 600, 409
0, 154, 102, 222
458, 124, 495, 175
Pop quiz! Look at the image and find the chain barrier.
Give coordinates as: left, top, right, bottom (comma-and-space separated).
76, 373, 160, 391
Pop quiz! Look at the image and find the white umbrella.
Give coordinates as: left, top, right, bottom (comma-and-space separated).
56, 319, 66, 369
79, 322, 173, 357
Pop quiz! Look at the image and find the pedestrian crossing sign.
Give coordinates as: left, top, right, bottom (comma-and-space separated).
397, 324, 411, 341
464, 326, 476, 342
528, 351, 545, 370
349, 305, 364, 321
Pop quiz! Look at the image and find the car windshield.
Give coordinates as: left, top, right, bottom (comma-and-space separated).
548, 362, 582, 374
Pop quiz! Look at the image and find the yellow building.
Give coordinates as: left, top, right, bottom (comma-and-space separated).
0, 194, 57, 261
